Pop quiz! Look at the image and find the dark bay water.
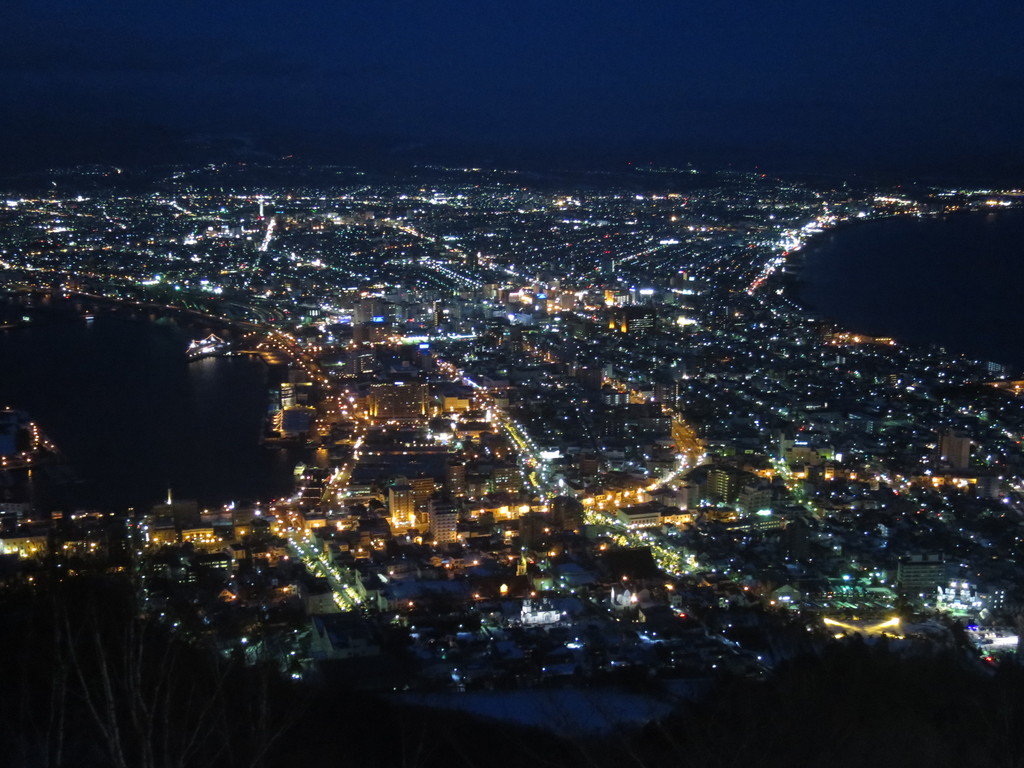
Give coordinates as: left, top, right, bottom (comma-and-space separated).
799, 209, 1024, 369
0, 310, 295, 511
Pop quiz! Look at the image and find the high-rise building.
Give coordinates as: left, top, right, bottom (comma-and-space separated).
444, 461, 467, 497
352, 322, 391, 346
353, 297, 392, 325
518, 511, 549, 548
408, 476, 437, 512
368, 380, 426, 419
552, 496, 584, 531
388, 483, 416, 530
490, 463, 520, 494
938, 431, 971, 470
706, 467, 740, 504
608, 307, 657, 335
427, 496, 458, 544
897, 554, 946, 596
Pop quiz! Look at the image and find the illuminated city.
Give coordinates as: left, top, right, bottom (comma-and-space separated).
0, 162, 1022, 754
2, 1, 1023, 765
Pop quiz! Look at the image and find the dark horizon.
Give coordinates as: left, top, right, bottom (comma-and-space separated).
4, 121, 1022, 188
3, 1, 1023, 184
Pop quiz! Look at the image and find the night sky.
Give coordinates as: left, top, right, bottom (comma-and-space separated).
2, 0, 1023, 176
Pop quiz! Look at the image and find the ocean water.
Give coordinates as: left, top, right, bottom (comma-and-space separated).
0, 309, 295, 511
799, 209, 1024, 369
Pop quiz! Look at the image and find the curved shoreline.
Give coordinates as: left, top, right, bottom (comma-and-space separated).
770, 207, 1024, 369
0, 299, 296, 512
765, 212, 909, 323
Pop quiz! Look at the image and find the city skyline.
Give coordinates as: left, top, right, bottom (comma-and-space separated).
0, 152, 1022, 766
1, 3, 1024, 761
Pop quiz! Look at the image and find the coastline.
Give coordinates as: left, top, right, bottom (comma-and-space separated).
0, 298, 296, 512
773, 212, 908, 312
769, 207, 1024, 371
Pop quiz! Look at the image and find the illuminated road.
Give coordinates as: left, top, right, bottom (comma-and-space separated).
585, 506, 700, 577
385, 221, 485, 288
287, 530, 363, 610
258, 216, 276, 252
271, 502, 364, 611
434, 356, 551, 494
769, 456, 822, 518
